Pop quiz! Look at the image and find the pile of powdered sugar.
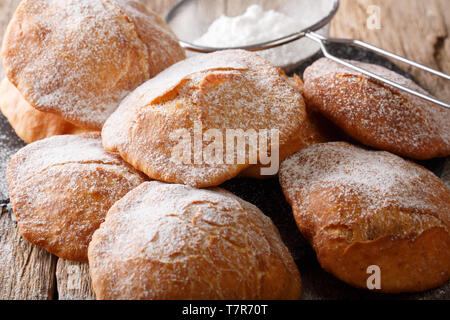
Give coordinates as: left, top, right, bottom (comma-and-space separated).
193, 4, 324, 70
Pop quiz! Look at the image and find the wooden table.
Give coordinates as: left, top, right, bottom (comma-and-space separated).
0, 0, 449, 300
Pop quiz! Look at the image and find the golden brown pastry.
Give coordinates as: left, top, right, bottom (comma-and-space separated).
279, 142, 450, 293
0, 78, 90, 143
2, 0, 186, 130
303, 58, 450, 160
240, 74, 343, 179
88, 181, 302, 300
7, 133, 147, 262
102, 50, 307, 187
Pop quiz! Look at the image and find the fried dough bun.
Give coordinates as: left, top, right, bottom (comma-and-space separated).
279, 142, 450, 293
102, 50, 307, 187
7, 133, 147, 262
88, 181, 302, 300
2, 0, 186, 130
240, 74, 344, 179
303, 58, 450, 160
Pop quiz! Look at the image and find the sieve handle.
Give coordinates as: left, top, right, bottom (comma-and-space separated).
305, 32, 450, 109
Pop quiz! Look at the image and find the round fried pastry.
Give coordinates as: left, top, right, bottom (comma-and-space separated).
88, 181, 302, 300
303, 58, 450, 160
7, 133, 147, 262
279, 142, 450, 293
102, 50, 307, 187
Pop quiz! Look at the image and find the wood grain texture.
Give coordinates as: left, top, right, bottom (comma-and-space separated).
330, 0, 450, 101
140, 0, 178, 15
56, 259, 95, 300
0, 207, 57, 300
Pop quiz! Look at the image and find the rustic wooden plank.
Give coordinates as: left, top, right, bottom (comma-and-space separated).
331, 0, 450, 101
56, 259, 95, 300
0, 0, 21, 79
0, 206, 57, 300
139, 0, 178, 15
225, 0, 257, 16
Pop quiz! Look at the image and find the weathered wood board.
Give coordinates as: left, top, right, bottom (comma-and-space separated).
55, 259, 95, 300
0, 207, 57, 300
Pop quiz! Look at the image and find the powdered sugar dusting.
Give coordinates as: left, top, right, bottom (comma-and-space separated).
102, 50, 306, 187
89, 181, 300, 299
0, 135, 20, 199
7, 133, 147, 261
442, 159, 450, 189
303, 58, 450, 159
113, 0, 186, 75
280, 142, 450, 241
8, 134, 128, 184
0, 114, 25, 199
2, 0, 184, 130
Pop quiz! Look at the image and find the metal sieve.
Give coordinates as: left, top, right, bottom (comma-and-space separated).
166, 0, 449, 109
